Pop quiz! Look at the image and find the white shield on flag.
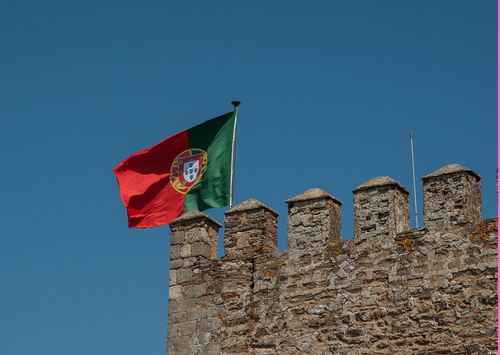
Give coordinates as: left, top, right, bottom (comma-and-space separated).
183, 160, 200, 183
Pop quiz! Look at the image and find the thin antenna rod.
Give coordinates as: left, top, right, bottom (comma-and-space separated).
229, 101, 240, 208
410, 130, 419, 228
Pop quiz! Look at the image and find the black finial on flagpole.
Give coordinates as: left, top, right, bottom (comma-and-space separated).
231, 101, 241, 110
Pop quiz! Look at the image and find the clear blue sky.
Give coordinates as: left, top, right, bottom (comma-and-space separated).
1, 1, 497, 354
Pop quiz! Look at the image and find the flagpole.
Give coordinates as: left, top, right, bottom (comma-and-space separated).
230, 101, 240, 208
410, 130, 418, 228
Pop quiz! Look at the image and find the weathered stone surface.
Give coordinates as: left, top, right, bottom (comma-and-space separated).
166, 164, 498, 355
171, 231, 185, 245
353, 176, 410, 241
422, 164, 482, 235
176, 268, 192, 284
286, 188, 342, 251
224, 199, 279, 258
169, 285, 182, 299
170, 210, 221, 261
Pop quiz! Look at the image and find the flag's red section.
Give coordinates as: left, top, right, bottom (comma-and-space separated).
114, 130, 189, 228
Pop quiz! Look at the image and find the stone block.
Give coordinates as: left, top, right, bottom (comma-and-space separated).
206, 305, 225, 317
194, 332, 211, 346
170, 245, 181, 260
188, 227, 210, 243
168, 311, 187, 324
177, 320, 197, 336
169, 297, 199, 313
184, 283, 207, 298
170, 259, 183, 269
191, 242, 210, 258
167, 335, 190, 353
167, 323, 175, 339
182, 257, 197, 268
171, 230, 185, 245
169, 270, 177, 286
180, 244, 191, 258
198, 316, 221, 332
177, 269, 192, 284
169, 285, 182, 299
186, 307, 207, 321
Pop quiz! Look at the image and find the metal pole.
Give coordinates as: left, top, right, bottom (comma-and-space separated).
410, 130, 418, 228
230, 101, 240, 208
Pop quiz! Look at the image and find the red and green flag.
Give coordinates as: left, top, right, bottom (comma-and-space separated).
114, 111, 236, 228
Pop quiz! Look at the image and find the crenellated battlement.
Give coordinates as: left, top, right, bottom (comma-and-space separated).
224, 199, 279, 259
166, 164, 498, 355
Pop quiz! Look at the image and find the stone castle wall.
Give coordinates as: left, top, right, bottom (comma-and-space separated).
166, 164, 498, 355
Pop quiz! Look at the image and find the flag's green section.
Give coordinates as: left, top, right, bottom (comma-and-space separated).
184, 111, 236, 212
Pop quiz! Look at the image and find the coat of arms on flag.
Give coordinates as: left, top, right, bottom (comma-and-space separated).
170, 148, 207, 194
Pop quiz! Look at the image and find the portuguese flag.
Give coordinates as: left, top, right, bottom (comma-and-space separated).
114, 111, 236, 228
